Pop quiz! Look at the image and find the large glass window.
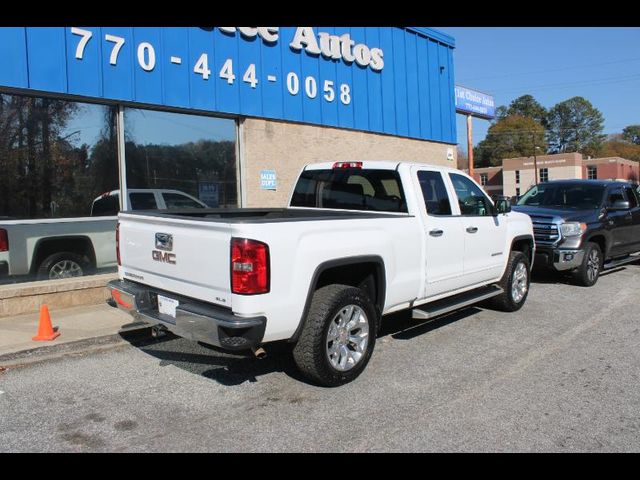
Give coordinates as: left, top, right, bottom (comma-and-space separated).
0, 93, 118, 284
124, 108, 237, 209
0, 94, 118, 220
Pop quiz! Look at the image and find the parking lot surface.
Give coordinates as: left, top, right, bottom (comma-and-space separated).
1, 264, 639, 452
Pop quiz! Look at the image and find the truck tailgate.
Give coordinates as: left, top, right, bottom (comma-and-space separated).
118, 213, 233, 308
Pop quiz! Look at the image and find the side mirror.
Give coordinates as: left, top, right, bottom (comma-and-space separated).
608, 200, 630, 211
495, 198, 512, 215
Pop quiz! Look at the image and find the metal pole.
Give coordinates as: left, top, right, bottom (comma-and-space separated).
532, 133, 539, 185
467, 115, 474, 178
116, 105, 128, 211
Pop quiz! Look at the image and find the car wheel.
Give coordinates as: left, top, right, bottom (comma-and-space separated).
293, 284, 377, 387
37, 252, 92, 280
488, 250, 531, 312
572, 242, 602, 287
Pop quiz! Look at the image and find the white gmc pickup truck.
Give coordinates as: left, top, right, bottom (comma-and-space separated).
109, 162, 534, 386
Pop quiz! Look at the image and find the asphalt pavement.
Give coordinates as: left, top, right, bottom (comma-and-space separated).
1, 263, 640, 452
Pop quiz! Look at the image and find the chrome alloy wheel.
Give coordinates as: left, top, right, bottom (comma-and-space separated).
326, 305, 370, 372
511, 262, 528, 304
49, 260, 83, 279
587, 249, 600, 282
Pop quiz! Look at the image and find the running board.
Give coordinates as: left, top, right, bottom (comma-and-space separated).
604, 252, 640, 270
412, 285, 504, 321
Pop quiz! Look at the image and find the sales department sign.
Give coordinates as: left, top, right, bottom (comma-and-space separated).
0, 27, 457, 144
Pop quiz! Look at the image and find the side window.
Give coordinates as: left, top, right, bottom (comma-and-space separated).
623, 187, 638, 208
449, 173, 492, 216
129, 192, 157, 210
417, 171, 452, 216
607, 187, 625, 206
162, 192, 205, 209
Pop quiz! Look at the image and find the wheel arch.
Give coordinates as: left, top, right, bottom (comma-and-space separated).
289, 255, 386, 343
31, 236, 96, 274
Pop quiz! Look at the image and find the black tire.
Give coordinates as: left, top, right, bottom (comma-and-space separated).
488, 250, 531, 312
37, 252, 92, 280
292, 284, 377, 387
572, 242, 602, 287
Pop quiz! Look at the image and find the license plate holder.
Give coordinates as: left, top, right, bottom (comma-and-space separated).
157, 294, 179, 318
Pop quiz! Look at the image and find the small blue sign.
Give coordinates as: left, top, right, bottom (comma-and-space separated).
198, 182, 219, 207
454, 85, 495, 119
260, 170, 277, 190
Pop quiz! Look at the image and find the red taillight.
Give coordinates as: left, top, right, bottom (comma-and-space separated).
231, 238, 269, 295
333, 162, 363, 169
0, 229, 8, 252
115, 223, 121, 266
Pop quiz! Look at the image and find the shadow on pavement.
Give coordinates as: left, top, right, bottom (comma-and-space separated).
119, 303, 487, 387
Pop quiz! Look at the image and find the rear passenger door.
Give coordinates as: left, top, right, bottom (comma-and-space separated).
448, 172, 507, 284
414, 168, 465, 298
623, 185, 640, 253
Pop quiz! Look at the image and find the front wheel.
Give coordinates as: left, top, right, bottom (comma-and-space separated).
572, 242, 602, 287
292, 284, 377, 387
488, 250, 531, 312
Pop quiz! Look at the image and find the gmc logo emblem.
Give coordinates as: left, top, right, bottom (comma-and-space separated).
152, 250, 176, 264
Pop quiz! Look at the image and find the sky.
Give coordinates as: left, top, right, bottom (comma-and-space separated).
435, 27, 640, 154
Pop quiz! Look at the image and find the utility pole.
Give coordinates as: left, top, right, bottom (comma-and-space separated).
532, 133, 539, 185
467, 115, 474, 178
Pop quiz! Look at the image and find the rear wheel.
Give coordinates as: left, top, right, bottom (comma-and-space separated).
293, 284, 377, 387
488, 250, 530, 312
37, 252, 92, 280
572, 242, 602, 287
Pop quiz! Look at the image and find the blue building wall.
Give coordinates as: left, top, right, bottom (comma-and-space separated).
0, 27, 456, 144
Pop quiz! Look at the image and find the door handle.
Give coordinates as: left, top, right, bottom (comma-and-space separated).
466, 226, 478, 233
429, 229, 444, 237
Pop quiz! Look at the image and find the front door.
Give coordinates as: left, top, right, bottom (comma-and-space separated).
414, 169, 465, 298
447, 172, 507, 285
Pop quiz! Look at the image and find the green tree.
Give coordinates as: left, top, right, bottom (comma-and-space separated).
474, 115, 547, 167
598, 139, 640, 162
497, 94, 548, 127
622, 125, 640, 145
546, 96, 605, 157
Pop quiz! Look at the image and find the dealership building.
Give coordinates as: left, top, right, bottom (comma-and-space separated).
0, 26, 458, 314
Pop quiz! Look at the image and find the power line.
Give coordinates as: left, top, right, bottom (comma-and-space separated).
458, 57, 640, 82
491, 73, 640, 94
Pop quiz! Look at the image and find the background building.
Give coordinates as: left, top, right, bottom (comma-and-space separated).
0, 26, 458, 311
472, 153, 639, 199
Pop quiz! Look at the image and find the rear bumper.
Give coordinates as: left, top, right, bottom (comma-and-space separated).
534, 247, 585, 272
107, 279, 266, 351
0, 261, 8, 277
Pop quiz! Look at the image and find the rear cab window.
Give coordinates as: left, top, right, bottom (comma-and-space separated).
91, 194, 119, 216
291, 168, 408, 213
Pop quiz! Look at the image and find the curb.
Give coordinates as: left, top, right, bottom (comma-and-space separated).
0, 324, 152, 371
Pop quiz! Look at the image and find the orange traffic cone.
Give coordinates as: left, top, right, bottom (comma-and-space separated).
32, 304, 60, 341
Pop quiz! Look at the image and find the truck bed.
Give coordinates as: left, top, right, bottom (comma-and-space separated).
123, 207, 411, 224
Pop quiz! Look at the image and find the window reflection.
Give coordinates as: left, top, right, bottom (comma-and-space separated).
124, 109, 238, 208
